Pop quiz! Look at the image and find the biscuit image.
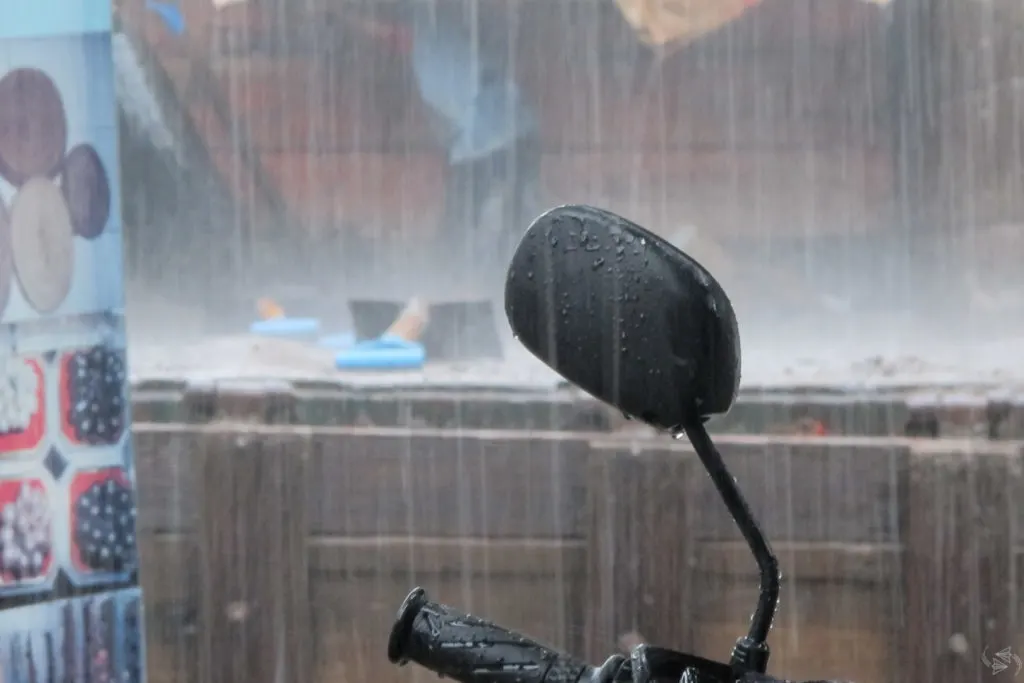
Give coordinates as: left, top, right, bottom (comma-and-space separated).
0, 199, 13, 319
61, 144, 111, 240
11, 177, 75, 314
0, 68, 68, 186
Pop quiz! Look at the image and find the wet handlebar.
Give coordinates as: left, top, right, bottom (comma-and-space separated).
387, 588, 600, 683
388, 588, 737, 683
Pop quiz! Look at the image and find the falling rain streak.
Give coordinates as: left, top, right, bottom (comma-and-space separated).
101, 1, 1024, 683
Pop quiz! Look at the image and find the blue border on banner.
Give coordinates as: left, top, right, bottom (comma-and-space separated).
0, 0, 112, 39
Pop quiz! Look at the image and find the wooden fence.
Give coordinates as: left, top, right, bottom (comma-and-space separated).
133, 423, 1023, 683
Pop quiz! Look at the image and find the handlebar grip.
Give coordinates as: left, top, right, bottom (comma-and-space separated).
388, 588, 596, 683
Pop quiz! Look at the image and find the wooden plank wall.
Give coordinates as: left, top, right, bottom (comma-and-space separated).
133, 424, 1023, 683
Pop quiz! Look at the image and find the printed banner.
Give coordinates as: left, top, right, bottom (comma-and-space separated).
0, 589, 144, 682
0, 6, 144, 683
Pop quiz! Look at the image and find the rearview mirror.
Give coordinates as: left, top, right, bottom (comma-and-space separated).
504, 205, 741, 430
388, 206, 779, 679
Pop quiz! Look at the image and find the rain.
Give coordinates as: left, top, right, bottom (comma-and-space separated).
82, 0, 1024, 682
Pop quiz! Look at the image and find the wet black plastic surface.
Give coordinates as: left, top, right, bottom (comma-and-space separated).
505, 205, 741, 430
389, 588, 592, 683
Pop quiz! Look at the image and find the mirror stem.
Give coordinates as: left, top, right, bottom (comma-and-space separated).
683, 422, 779, 675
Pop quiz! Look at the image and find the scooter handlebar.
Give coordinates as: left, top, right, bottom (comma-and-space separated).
388, 588, 849, 683
388, 588, 597, 683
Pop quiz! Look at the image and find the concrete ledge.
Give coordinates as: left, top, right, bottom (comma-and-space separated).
130, 381, 1024, 439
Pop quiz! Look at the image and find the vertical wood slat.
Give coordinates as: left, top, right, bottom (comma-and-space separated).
131, 422, 1024, 683
308, 539, 586, 683
305, 430, 590, 538
584, 444, 694, 660
902, 442, 1022, 683
196, 431, 312, 683
139, 535, 200, 683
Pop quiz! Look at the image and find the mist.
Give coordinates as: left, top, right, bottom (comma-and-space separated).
116, 0, 1024, 390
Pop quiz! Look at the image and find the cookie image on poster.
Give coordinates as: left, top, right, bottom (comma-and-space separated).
0, 38, 127, 324
0, 197, 12, 319
70, 468, 137, 577
0, 479, 53, 583
61, 344, 127, 447
0, 354, 45, 456
10, 177, 75, 314
61, 144, 111, 240
0, 68, 67, 187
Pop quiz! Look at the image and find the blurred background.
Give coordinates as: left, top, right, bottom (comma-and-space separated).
111, 1, 1024, 683
117, 0, 1024, 379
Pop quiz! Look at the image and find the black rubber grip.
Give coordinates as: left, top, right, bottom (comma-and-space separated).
388, 588, 595, 683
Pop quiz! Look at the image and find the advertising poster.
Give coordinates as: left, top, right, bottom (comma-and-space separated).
0, 2, 145, 682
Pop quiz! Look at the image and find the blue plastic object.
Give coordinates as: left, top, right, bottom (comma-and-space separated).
335, 335, 425, 370
146, 0, 186, 36
249, 317, 321, 338
317, 333, 356, 349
